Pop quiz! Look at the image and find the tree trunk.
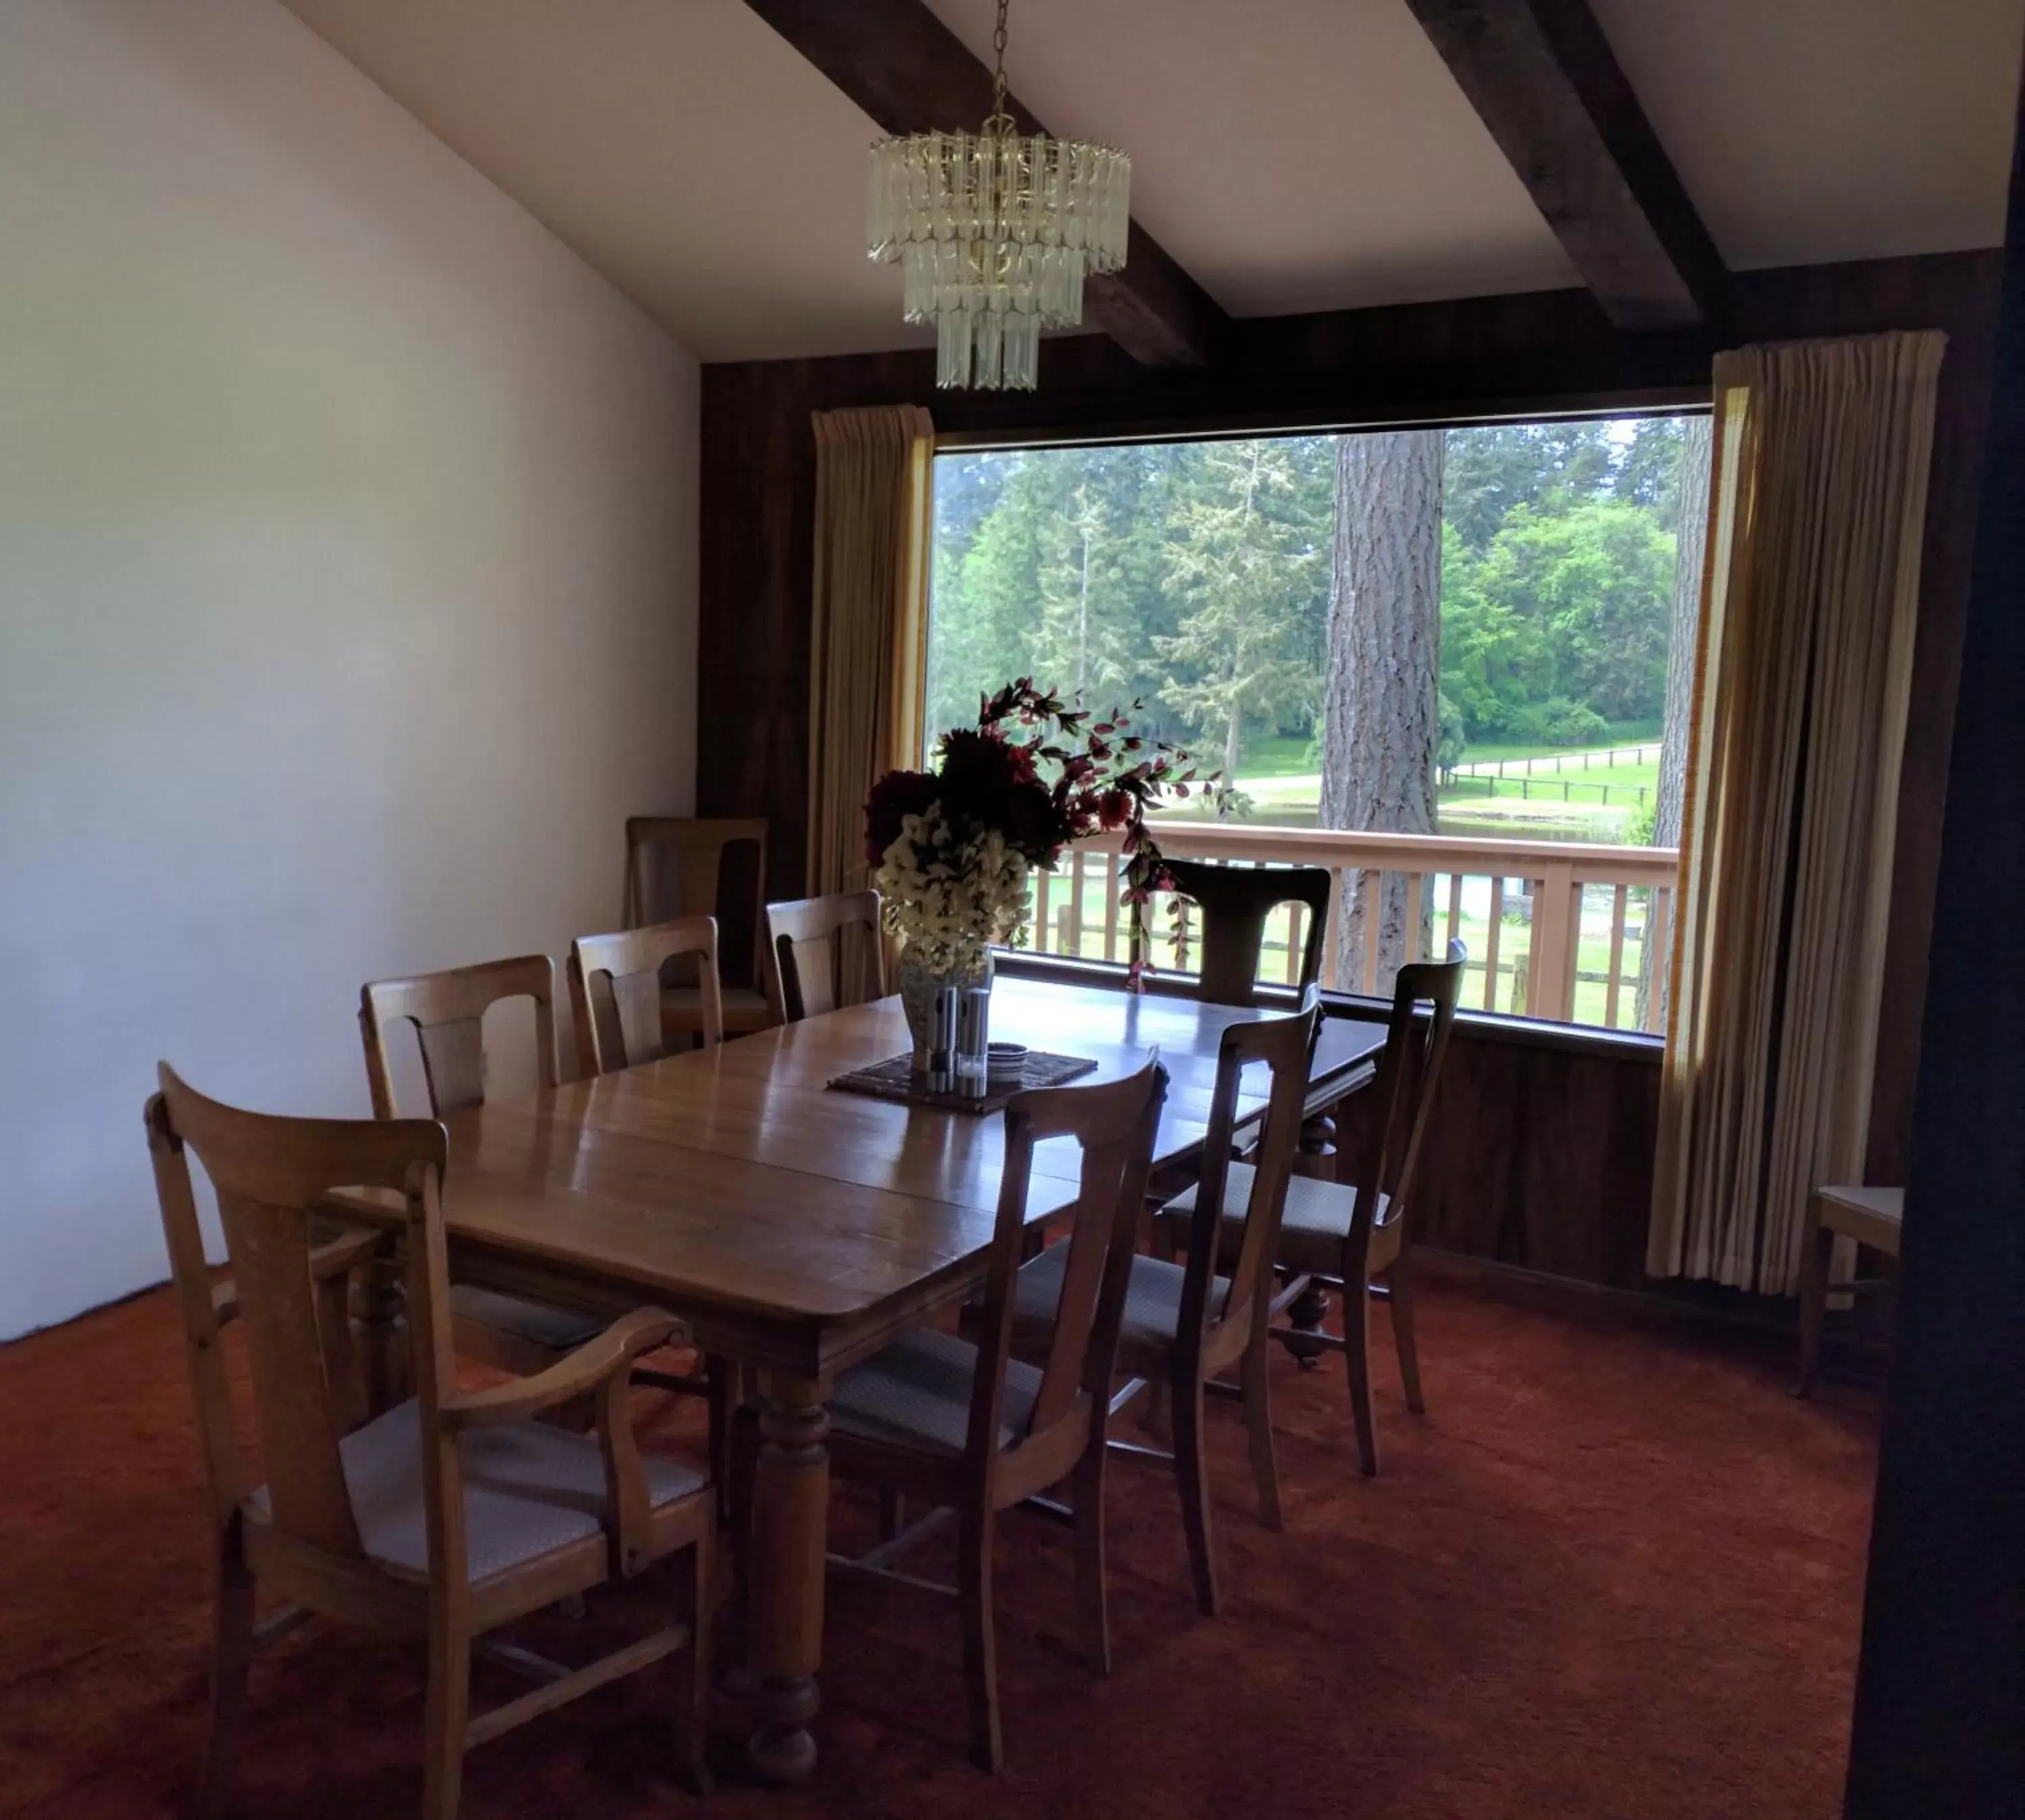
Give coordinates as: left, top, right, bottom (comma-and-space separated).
1320, 431, 1443, 992
1637, 414, 1713, 1029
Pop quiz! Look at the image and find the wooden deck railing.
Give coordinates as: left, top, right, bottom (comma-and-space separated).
1019, 824, 1680, 1035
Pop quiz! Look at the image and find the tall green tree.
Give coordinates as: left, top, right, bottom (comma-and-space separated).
1442, 422, 1619, 553
1476, 502, 1675, 722
1155, 439, 1318, 782
1321, 428, 1443, 983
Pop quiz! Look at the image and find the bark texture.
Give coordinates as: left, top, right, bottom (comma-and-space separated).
1654, 416, 1713, 849
1320, 431, 1443, 990
1638, 414, 1713, 1027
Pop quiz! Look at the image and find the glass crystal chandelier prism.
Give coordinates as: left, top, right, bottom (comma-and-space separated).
865, 0, 1131, 391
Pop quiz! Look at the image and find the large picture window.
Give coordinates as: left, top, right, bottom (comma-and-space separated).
925, 416, 1711, 1032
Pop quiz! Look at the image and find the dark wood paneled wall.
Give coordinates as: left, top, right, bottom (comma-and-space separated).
697, 250, 2001, 1209
1402, 1024, 1665, 1293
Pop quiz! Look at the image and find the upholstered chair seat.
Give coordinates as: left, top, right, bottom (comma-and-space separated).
830, 1329, 1044, 1457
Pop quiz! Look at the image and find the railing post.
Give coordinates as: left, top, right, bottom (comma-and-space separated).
1530, 861, 1581, 1022
1067, 847, 1087, 962
1102, 845, 1121, 963
1321, 869, 1343, 991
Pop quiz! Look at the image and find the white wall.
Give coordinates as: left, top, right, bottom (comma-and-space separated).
0, 0, 701, 1338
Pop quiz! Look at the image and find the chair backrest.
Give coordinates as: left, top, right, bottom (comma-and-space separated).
966, 1058, 1168, 1472
359, 954, 560, 1118
1181, 989, 1322, 1359
570, 915, 722, 1073
1343, 939, 1465, 1264
763, 891, 886, 1022
1160, 858, 1332, 1006
622, 816, 767, 992
147, 1065, 452, 1565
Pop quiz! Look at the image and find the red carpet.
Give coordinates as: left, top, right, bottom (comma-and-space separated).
0, 1281, 1877, 1819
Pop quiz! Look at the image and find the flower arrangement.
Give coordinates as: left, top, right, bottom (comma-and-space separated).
865, 680, 1211, 986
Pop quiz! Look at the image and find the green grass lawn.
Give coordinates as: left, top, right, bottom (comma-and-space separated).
1444, 757, 1658, 805
1231, 733, 1315, 778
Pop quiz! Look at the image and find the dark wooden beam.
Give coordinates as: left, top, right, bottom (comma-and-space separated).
740, 0, 1224, 367
1403, 0, 1728, 329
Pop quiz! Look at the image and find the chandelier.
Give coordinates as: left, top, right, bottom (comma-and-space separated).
865, 0, 1131, 391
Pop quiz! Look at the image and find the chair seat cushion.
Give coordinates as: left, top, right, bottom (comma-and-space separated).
830, 1328, 1042, 1457
1162, 1162, 1388, 1277
1816, 1185, 1904, 1252
1818, 1185, 1904, 1223
450, 1285, 605, 1352
252, 1400, 704, 1583
1013, 1242, 1227, 1361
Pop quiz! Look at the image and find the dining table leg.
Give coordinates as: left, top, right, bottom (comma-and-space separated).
747, 1370, 832, 1785
352, 1250, 408, 1414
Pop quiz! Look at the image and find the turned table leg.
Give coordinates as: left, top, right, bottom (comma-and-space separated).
1281, 1108, 1339, 1368
747, 1372, 830, 1785
352, 1250, 408, 1415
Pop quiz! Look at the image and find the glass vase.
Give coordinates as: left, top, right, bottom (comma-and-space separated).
898, 948, 994, 1071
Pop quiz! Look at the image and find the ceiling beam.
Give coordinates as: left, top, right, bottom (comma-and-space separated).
1403, 0, 1728, 329
740, 0, 1226, 366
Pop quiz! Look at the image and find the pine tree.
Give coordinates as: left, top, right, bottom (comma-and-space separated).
1321, 430, 1444, 988
1155, 440, 1316, 786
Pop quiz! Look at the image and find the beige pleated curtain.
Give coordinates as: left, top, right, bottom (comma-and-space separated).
806, 405, 936, 894
1650, 332, 1945, 1293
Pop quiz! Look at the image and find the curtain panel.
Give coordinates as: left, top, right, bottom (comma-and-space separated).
806, 405, 936, 896
1650, 332, 1945, 1294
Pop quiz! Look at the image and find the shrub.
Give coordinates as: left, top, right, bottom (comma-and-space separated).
1544, 700, 1610, 746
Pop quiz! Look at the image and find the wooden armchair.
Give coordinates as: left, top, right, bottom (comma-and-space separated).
1160, 857, 1332, 1005
819, 1059, 1168, 1770
622, 815, 773, 1041
1159, 944, 1464, 1475
1016, 994, 1318, 1615
146, 1065, 714, 1820
762, 890, 886, 1023
570, 916, 724, 1073
362, 957, 608, 1381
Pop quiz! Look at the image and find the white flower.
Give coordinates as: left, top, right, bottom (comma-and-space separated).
873, 801, 1032, 975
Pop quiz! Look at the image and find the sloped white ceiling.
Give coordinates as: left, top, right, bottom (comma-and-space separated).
277, 0, 2022, 361
1591, 0, 2024, 270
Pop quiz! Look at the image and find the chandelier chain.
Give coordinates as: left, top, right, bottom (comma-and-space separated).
986, 0, 1012, 136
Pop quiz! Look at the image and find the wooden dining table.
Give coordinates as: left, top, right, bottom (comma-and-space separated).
351, 975, 1386, 1782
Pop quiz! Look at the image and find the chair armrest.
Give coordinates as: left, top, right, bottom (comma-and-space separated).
438, 1308, 685, 1432
211, 1225, 391, 1324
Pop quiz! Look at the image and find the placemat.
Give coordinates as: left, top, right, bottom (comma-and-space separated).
827, 1050, 1098, 1116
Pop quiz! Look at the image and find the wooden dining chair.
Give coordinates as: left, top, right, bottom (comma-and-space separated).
362, 957, 610, 1381
1160, 857, 1332, 1005
570, 915, 724, 1075
566, 920, 734, 1483
146, 1065, 715, 1820
1793, 1184, 1904, 1396
819, 1059, 1168, 1771
1159, 942, 1465, 1476
623, 815, 773, 1041
762, 890, 887, 1023
1015, 994, 1318, 1616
